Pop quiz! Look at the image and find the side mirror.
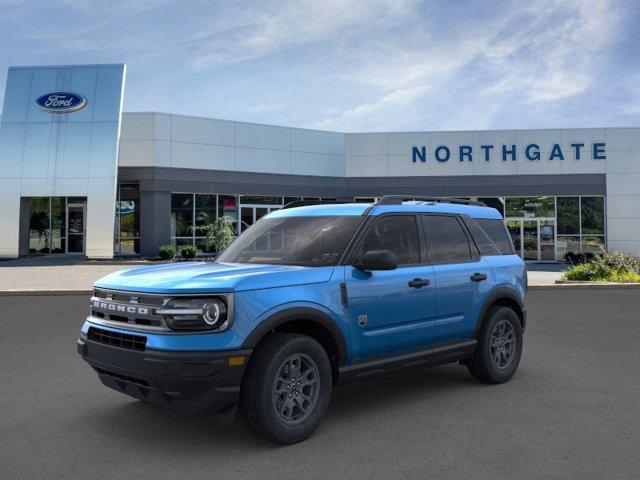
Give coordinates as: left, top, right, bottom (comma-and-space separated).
354, 249, 398, 271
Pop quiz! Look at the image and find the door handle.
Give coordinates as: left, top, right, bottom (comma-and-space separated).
408, 278, 430, 288
470, 272, 488, 282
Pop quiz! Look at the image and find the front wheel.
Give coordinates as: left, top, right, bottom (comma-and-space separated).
467, 306, 523, 383
239, 333, 332, 444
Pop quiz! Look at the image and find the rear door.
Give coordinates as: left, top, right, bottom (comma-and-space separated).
421, 214, 495, 344
345, 214, 436, 362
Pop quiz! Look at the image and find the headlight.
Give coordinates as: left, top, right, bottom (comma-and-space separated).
157, 297, 229, 332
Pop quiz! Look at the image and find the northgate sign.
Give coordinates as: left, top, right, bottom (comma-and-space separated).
411, 142, 606, 163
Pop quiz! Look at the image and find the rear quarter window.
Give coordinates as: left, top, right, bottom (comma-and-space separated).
469, 217, 515, 255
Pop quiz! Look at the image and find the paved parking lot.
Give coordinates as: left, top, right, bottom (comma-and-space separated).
1, 289, 639, 479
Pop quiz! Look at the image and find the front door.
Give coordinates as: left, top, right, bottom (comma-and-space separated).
66, 203, 85, 254
539, 220, 555, 261
506, 219, 556, 261
345, 215, 436, 362
522, 220, 538, 260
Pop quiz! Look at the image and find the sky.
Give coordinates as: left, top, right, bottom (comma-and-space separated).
0, 0, 639, 132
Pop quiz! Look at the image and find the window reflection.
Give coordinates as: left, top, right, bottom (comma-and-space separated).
581, 197, 605, 234
557, 197, 579, 235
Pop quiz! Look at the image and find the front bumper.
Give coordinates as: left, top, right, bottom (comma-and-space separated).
77, 334, 252, 414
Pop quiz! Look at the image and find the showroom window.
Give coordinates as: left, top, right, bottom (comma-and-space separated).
477, 198, 505, 217
218, 195, 239, 236
171, 193, 217, 252
556, 196, 605, 257
27, 196, 86, 255
114, 184, 140, 255
28, 197, 64, 254
557, 197, 579, 235
505, 196, 555, 218
170, 194, 350, 251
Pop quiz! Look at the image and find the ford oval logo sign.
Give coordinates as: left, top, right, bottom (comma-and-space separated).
35, 92, 87, 114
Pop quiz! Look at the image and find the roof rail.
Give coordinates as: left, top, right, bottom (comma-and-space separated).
375, 195, 486, 207
282, 199, 344, 209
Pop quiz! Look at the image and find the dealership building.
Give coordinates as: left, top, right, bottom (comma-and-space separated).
1, 63, 639, 261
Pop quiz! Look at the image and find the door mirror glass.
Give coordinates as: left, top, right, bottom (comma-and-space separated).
355, 249, 398, 271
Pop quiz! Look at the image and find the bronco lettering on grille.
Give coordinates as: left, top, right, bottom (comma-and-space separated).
92, 301, 149, 315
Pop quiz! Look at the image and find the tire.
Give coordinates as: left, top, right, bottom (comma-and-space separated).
239, 333, 332, 444
467, 306, 523, 384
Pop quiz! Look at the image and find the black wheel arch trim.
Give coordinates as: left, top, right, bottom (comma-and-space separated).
241, 307, 348, 365
474, 286, 526, 335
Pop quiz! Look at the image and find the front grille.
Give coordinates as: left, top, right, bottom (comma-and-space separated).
87, 326, 147, 351
94, 289, 165, 306
90, 289, 169, 332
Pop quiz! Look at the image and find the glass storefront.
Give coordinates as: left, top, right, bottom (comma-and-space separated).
114, 184, 140, 255
156, 193, 604, 260
505, 196, 556, 219
170, 194, 345, 252
27, 196, 86, 255
478, 195, 605, 261
493, 195, 605, 261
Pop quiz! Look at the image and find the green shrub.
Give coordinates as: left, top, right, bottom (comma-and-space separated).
607, 270, 640, 283
594, 250, 640, 273
563, 263, 595, 281
563, 250, 640, 282
158, 244, 177, 260
180, 245, 198, 259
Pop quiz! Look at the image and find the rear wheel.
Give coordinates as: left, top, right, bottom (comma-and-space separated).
239, 333, 332, 444
467, 306, 523, 383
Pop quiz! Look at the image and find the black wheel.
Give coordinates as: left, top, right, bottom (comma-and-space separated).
239, 333, 332, 444
467, 306, 523, 384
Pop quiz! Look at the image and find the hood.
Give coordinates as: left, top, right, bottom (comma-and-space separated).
93, 261, 335, 294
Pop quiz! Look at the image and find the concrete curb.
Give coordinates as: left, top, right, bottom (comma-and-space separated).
0, 289, 93, 296
530, 282, 640, 290
76, 260, 212, 266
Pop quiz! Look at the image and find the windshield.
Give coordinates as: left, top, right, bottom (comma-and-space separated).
216, 216, 363, 267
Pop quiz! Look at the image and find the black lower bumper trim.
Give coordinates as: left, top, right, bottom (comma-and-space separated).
78, 336, 252, 413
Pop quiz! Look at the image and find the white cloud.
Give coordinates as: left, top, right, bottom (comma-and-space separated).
481, 0, 621, 104
314, 0, 625, 130
1, 0, 631, 131
190, 0, 414, 69
313, 85, 429, 130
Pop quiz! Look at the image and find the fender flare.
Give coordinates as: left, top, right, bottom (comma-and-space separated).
241, 306, 348, 364
474, 285, 526, 335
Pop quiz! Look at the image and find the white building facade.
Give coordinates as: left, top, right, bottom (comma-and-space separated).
1, 64, 639, 260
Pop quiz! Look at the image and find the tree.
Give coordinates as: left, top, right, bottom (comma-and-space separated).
192, 217, 236, 254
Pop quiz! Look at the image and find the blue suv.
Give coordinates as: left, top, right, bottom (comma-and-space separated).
78, 196, 527, 444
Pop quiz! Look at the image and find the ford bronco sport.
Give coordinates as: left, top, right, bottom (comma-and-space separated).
78, 196, 527, 444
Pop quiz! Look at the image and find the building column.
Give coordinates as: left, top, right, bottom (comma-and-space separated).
605, 128, 640, 255
18, 197, 31, 256
0, 180, 20, 258
139, 189, 171, 257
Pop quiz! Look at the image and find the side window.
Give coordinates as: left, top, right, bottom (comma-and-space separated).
423, 215, 472, 264
475, 218, 515, 255
360, 215, 420, 265
463, 217, 502, 256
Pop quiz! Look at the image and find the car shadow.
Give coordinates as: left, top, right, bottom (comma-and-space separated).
82, 363, 486, 450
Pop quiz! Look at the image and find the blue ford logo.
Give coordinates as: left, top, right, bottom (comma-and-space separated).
35, 92, 87, 114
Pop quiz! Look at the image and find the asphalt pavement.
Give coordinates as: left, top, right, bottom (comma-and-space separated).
1, 289, 639, 480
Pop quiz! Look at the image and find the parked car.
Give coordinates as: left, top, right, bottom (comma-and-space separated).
78, 196, 527, 444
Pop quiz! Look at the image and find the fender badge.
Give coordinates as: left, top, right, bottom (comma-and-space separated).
358, 314, 367, 327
